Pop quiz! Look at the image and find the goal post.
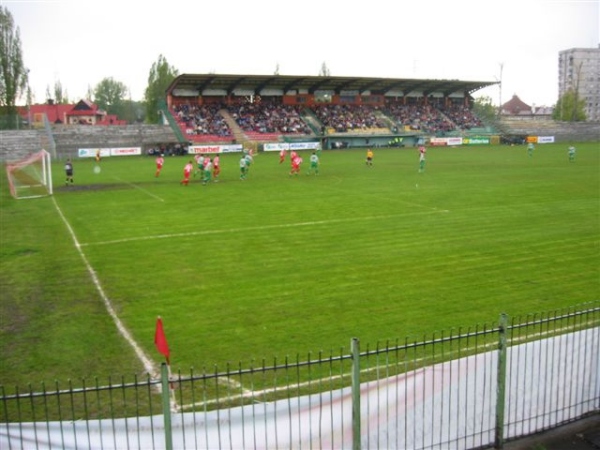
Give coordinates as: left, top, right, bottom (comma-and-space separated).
5, 149, 53, 199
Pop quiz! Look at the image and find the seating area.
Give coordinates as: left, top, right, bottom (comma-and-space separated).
0, 125, 181, 161
383, 102, 455, 133
227, 101, 312, 136
0, 130, 45, 161
312, 104, 387, 133
172, 103, 233, 144
439, 104, 483, 130
167, 98, 490, 143
498, 117, 600, 141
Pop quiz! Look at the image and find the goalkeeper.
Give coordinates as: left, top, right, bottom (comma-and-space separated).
65, 159, 74, 185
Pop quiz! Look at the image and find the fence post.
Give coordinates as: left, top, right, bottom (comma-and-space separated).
495, 313, 508, 449
161, 363, 173, 450
351, 337, 361, 450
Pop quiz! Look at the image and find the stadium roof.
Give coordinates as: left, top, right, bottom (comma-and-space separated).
167, 74, 497, 98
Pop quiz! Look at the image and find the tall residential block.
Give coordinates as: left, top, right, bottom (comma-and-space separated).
558, 46, 600, 122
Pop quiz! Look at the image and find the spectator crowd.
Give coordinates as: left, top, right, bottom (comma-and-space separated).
171, 98, 485, 141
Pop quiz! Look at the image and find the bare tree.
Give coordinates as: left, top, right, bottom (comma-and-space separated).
54, 80, 68, 104
318, 62, 331, 77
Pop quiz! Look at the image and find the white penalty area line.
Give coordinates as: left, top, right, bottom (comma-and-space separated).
52, 196, 158, 377
81, 209, 450, 247
112, 176, 165, 202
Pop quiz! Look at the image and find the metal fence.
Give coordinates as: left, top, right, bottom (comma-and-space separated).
1, 302, 599, 450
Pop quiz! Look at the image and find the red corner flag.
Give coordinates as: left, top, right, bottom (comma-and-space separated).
154, 316, 170, 364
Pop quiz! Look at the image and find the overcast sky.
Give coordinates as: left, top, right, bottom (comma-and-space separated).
5, 0, 599, 107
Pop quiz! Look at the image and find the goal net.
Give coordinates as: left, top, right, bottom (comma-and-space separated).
5, 149, 53, 199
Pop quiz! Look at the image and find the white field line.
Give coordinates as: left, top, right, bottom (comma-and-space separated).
52, 197, 159, 378
178, 323, 587, 411
80, 210, 448, 247
112, 176, 165, 202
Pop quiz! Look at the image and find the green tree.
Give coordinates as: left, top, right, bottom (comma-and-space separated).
552, 89, 586, 122
473, 96, 497, 123
0, 6, 28, 128
119, 99, 145, 124
144, 54, 178, 124
93, 77, 128, 116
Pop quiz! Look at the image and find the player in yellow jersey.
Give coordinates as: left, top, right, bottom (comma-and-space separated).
366, 149, 373, 167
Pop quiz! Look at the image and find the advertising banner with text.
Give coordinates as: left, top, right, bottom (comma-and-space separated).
189, 144, 244, 154
78, 147, 141, 158
429, 137, 463, 146
463, 137, 491, 145
263, 142, 321, 152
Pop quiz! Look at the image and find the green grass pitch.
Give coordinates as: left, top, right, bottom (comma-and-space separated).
1, 143, 598, 386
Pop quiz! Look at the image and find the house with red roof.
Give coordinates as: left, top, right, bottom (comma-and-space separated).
500, 94, 553, 118
18, 99, 126, 127
501, 95, 533, 116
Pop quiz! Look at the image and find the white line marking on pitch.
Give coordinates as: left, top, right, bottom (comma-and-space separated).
52, 196, 158, 377
113, 176, 165, 202
81, 210, 449, 247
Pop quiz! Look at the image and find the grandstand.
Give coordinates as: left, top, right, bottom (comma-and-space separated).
164, 73, 498, 149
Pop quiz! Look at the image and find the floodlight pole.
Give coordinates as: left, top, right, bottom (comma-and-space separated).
497, 63, 504, 118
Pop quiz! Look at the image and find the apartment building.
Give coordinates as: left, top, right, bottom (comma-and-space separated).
558, 46, 600, 122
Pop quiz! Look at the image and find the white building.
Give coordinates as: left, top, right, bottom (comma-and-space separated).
558, 46, 600, 122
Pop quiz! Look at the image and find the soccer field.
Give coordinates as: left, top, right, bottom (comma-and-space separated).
1, 143, 598, 386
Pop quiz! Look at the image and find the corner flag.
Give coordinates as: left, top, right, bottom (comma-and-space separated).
154, 316, 170, 364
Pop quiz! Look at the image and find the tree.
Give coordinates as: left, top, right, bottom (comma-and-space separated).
0, 6, 28, 128
53, 80, 68, 104
86, 85, 94, 101
119, 99, 145, 123
93, 77, 128, 116
318, 62, 331, 77
472, 96, 497, 123
553, 89, 586, 122
45, 80, 68, 104
144, 54, 178, 124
